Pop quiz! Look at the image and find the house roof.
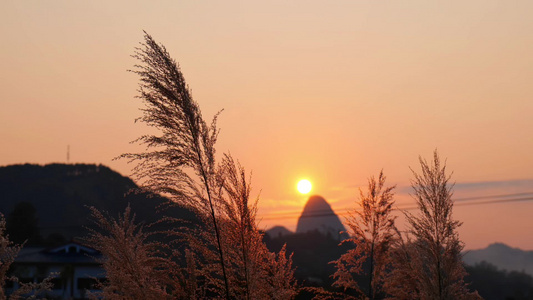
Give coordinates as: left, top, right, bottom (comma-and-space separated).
15, 242, 102, 265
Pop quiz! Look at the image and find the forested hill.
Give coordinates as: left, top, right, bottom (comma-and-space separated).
464, 243, 533, 276
0, 163, 193, 243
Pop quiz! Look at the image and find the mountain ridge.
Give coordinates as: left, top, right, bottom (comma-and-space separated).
464, 242, 533, 276
0, 163, 194, 241
295, 195, 348, 240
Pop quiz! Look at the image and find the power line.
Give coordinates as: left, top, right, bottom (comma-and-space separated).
455, 196, 533, 207
261, 191, 533, 219
258, 192, 533, 221
454, 192, 533, 202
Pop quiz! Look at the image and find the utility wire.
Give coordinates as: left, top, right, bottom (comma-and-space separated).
454, 192, 533, 202
260, 191, 533, 219
258, 192, 533, 221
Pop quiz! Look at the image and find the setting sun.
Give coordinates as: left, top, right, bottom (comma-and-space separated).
297, 179, 312, 194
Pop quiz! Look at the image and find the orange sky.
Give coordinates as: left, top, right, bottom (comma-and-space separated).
1, 1, 533, 250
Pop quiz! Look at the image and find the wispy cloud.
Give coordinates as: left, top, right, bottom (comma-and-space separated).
397, 179, 533, 196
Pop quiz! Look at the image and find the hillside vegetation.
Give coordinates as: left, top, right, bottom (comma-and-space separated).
0, 163, 193, 242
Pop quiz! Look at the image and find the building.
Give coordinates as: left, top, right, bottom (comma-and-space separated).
7, 242, 104, 299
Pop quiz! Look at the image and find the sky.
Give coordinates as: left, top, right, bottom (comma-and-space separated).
1, 1, 533, 250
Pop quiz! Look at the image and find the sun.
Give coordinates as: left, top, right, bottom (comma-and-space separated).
297, 179, 312, 194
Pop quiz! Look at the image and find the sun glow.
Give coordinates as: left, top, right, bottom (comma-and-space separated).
297, 179, 312, 194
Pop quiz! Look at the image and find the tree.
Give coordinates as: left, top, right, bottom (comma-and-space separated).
385, 151, 479, 299
0, 214, 52, 300
465, 261, 533, 300
332, 171, 396, 299
6, 202, 41, 246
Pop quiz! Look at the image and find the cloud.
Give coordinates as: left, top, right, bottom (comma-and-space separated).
397, 179, 533, 196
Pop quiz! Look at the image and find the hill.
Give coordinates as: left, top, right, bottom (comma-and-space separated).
0, 163, 194, 242
296, 195, 348, 240
266, 225, 293, 238
464, 243, 533, 276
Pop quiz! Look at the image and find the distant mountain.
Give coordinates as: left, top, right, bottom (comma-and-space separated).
464, 243, 533, 276
0, 163, 194, 241
296, 195, 348, 240
266, 225, 293, 238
